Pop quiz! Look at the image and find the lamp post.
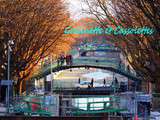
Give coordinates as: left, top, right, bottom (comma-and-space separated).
7, 41, 10, 114
4, 32, 14, 113
50, 55, 53, 94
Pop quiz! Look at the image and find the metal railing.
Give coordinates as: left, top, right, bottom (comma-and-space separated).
9, 95, 59, 116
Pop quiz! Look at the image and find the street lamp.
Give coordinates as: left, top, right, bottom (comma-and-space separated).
4, 32, 14, 113
50, 55, 53, 94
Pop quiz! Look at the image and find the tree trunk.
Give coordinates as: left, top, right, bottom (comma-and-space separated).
16, 79, 23, 95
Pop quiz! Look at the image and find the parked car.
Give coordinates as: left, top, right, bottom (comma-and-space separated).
93, 82, 104, 87
75, 81, 104, 88
75, 81, 91, 88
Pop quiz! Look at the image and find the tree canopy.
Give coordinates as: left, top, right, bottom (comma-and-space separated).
0, 0, 74, 94
83, 0, 160, 92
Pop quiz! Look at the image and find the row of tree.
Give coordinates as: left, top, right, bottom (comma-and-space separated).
83, 0, 160, 92
0, 0, 74, 95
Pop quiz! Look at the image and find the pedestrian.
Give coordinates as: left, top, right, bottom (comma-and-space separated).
59, 56, 62, 66
103, 78, 106, 87
78, 47, 80, 56
68, 54, 73, 65
57, 58, 60, 66
119, 60, 122, 69
115, 77, 118, 84
91, 78, 94, 88
112, 77, 118, 87
60, 54, 65, 66
70, 55, 73, 65
127, 65, 130, 73
66, 55, 69, 65
78, 78, 80, 84
114, 77, 119, 91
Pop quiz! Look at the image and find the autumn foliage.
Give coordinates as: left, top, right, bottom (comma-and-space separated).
83, 0, 160, 92
0, 0, 74, 94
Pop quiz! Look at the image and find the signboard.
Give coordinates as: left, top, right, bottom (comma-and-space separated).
0, 80, 13, 85
137, 94, 152, 102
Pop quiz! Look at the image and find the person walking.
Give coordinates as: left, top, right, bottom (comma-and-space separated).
70, 55, 73, 65
78, 78, 81, 84
57, 58, 60, 66
91, 78, 94, 88
68, 54, 73, 65
103, 78, 106, 87
111, 77, 119, 92
119, 60, 122, 69
115, 77, 119, 92
66, 55, 69, 65
60, 54, 65, 66
127, 65, 130, 73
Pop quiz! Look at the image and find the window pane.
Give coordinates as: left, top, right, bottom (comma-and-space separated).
93, 98, 103, 102
78, 98, 87, 104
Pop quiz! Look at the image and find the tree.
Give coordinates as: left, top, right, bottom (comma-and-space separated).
0, 0, 72, 95
83, 0, 160, 92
